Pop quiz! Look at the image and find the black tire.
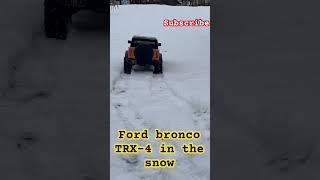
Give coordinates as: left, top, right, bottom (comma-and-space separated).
124, 51, 132, 74
44, 3, 57, 38
44, 1, 70, 40
153, 54, 163, 74
55, 6, 69, 40
124, 58, 132, 74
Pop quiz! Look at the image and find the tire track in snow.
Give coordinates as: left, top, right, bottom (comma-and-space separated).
149, 75, 210, 180
149, 73, 210, 130
111, 69, 209, 180
111, 71, 163, 179
152, 74, 210, 142
112, 72, 136, 130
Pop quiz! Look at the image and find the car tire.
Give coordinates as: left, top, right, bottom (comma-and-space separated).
124, 58, 132, 74
44, 4, 57, 38
153, 54, 163, 74
44, 2, 70, 40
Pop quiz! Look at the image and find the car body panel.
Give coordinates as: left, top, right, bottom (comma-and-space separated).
127, 36, 161, 66
124, 36, 163, 74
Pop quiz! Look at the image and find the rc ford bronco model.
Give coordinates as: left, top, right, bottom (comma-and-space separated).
124, 36, 163, 74
44, 0, 108, 40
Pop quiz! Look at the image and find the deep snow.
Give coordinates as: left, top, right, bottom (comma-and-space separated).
110, 5, 210, 180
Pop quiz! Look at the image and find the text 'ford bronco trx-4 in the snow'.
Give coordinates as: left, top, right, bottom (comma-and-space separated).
124, 36, 163, 74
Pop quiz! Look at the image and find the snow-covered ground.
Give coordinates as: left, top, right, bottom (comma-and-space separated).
110, 5, 210, 180
0, 1, 107, 179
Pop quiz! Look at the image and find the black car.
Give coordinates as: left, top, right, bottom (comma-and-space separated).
124, 36, 163, 74
44, 0, 108, 40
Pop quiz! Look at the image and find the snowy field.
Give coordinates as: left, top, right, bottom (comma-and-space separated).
110, 5, 210, 180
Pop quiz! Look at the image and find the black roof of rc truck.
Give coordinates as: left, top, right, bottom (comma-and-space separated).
131, 36, 158, 43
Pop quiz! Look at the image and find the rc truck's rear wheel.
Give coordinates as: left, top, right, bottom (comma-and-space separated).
124, 58, 132, 74
44, 1, 72, 40
44, 4, 57, 38
153, 55, 163, 74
